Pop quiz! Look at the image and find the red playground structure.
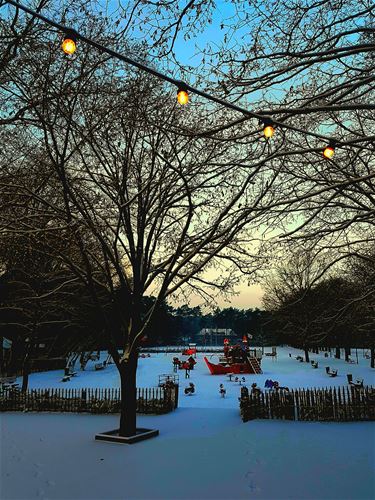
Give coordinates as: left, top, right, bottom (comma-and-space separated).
182, 343, 197, 356
204, 338, 262, 375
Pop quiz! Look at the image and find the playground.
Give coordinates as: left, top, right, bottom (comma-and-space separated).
14, 346, 374, 410
1, 346, 374, 500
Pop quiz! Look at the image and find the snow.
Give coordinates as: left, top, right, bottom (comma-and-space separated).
19, 346, 375, 408
1, 346, 374, 499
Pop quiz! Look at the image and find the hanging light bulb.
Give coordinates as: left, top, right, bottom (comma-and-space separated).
264, 124, 275, 138
62, 32, 77, 55
323, 143, 335, 159
262, 118, 275, 139
177, 84, 189, 105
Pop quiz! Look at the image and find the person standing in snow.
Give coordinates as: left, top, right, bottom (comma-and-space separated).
219, 384, 226, 398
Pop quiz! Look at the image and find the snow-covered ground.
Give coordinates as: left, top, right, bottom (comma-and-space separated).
1, 346, 374, 499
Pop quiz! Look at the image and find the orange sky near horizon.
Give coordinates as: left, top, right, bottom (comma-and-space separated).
187, 284, 264, 311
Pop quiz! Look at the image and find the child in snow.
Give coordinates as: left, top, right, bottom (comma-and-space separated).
219, 384, 226, 398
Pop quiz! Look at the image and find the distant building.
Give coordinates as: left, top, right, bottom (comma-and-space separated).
197, 328, 237, 345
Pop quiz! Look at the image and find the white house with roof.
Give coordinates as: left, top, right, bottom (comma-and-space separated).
197, 328, 237, 345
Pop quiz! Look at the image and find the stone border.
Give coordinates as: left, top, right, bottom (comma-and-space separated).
95, 428, 159, 444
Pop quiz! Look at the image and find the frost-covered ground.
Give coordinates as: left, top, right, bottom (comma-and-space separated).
1, 346, 374, 500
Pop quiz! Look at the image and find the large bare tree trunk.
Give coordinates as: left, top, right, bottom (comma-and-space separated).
304, 348, 309, 363
0, 337, 3, 374
335, 347, 341, 359
344, 347, 351, 362
7, 340, 22, 376
119, 350, 138, 437
371, 348, 375, 369
21, 354, 30, 392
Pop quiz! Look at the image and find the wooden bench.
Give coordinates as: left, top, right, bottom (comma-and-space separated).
347, 374, 363, 388
1, 376, 17, 384
326, 367, 338, 377
311, 361, 318, 369
94, 363, 104, 370
0, 376, 19, 389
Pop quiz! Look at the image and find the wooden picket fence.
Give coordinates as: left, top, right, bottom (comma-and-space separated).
240, 386, 375, 423
0, 385, 178, 415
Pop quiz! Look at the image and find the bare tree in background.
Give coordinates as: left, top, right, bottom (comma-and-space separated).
263, 242, 372, 362
346, 250, 375, 367
263, 248, 333, 361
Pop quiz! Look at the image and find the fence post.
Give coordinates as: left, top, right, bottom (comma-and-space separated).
81, 389, 87, 412
173, 384, 179, 409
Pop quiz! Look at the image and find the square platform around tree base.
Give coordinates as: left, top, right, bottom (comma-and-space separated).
95, 428, 159, 444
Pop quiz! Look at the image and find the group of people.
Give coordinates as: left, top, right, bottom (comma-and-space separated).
264, 379, 289, 391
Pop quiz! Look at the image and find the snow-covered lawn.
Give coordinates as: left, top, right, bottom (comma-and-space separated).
17, 346, 375, 409
1, 346, 374, 499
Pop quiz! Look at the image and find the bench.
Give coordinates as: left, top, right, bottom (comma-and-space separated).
0, 377, 19, 389
311, 361, 318, 369
1, 376, 17, 384
94, 363, 104, 370
325, 367, 338, 377
347, 374, 363, 388
351, 380, 364, 389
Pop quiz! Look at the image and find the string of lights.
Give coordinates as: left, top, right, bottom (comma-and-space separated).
3, 0, 371, 159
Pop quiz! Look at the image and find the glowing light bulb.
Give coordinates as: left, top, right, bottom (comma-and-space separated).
177, 88, 189, 105
62, 36, 77, 55
323, 145, 335, 159
263, 125, 275, 138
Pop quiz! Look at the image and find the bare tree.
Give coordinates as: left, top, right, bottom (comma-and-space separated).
1, 0, 374, 438
0, 16, 282, 436
346, 250, 375, 367
263, 248, 332, 361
